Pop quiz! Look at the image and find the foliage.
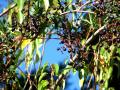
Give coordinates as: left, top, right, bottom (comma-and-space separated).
0, 0, 120, 90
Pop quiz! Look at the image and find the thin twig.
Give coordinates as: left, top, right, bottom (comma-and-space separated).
85, 25, 106, 45
29, 78, 37, 89
0, 3, 16, 17
23, 78, 29, 90
87, 74, 93, 88
79, 0, 92, 10
60, 11, 94, 15
60, 0, 92, 15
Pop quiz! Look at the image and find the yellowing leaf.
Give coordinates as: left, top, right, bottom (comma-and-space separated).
79, 78, 84, 88
81, 39, 85, 46
21, 39, 31, 49
79, 69, 84, 88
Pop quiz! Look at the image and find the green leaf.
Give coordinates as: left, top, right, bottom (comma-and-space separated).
78, 69, 84, 79
100, 47, 105, 55
117, 48, 120, 55
49, 0, 59, 7
24, 42, 33, 70
35, 39, 42, 62
99, 68, 103, 81
14, 0, 25, 24
38, 72, 47, 82
8, 9, 13, 25
15, 49, 23, 64
79, 69, 85, 88
14, 0, 25, 10
28, 43, 33, 55
62, 79, 65, 90
12, 31, 21, 36
62, 65, 72, 75
68, 0, 72, 9
41, 62, 48, 73
52, 64, 59, 75
9, 65, 15, 72
72, 68, 77, 75
108, 87, 115, 90
56, 86, 60, 90
38, 80, 49, 90
81, 39, 86, 46
92, 45, 97, 50
108, 66, 113, 79
17, 11, 24, 24
81, 18, 91, 24
64, 59, 69, 65
19, 70, 26, 79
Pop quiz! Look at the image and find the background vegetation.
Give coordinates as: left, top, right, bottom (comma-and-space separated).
0, 0, 120, 90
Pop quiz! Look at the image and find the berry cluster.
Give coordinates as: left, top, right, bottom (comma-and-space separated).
57, 23, 88, 58
92, 0, 119, 23
99, 24, 120, 46
56, 0, 120, 69
19, 16, 40, 38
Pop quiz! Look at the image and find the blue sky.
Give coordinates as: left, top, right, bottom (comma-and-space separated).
0, 0, 83, 90
0, 0, 8, 13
